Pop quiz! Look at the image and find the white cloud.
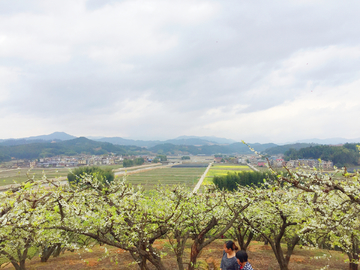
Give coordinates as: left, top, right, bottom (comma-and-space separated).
200, 78, 360, 142
0, 67, 20, 103
1, 0, 360, 142
0, 0, 218, 64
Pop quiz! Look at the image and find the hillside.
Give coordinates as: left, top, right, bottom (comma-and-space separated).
0, 132, 77, 146
284, 143, 360, 166
263, 143, 317, 154
0, 137, 146, 162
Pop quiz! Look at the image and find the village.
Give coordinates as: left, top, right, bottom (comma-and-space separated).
1, 152, 334, 171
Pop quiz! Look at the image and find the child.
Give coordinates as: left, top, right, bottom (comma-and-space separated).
236, 250, 254, 270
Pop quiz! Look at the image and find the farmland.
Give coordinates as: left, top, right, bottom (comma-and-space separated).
0, 167, 69, 186
0, 163, 204, 189
0, 163, 250, 189
123, 167, 207, 190
202, 164, 252, 185
0, 164, 124, 186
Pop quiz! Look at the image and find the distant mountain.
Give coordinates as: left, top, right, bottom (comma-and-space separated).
174, 136, 236, 144
165, 138, 216, 146
0, 139, 47, 146
263, 143, 317, 155
149, 142, 278, 155
0, 137, 147, 162
96, 137, 162, 148
0, 132, 77, 146
27, 132, 77, 141
96, 135, 236, 148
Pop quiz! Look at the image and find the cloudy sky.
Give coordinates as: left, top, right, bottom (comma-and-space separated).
1, 0, 360, 143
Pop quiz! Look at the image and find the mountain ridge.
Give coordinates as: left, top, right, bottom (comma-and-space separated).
2, 132, 360, 148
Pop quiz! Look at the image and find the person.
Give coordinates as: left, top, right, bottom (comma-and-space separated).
220, 240, 239, 270
236, 250, 254, 270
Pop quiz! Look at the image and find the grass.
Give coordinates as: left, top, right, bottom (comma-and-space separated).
203, 164, 252, 185
122, 167, 206, 190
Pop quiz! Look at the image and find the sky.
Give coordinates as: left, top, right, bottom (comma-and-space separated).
1, 0, 360, 143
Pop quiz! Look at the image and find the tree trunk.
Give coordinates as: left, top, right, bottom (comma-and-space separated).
349, 262, 358, 270
177, 256, 185, 270
12, 245, 29, 270
41, 245, 57, 262
188, 216, 219, 270
139, 260, 149, 270
173, 232, 188, 270
19, 259, 26, 270
130, 251, 149, 270
234, 225, 253, 251
272, 248, 289, 270
243, 232, 254, 250
10, 261, 21, 270
347, 252, 359, 270
268, 241, 289, 270
52, 244, 62, 257
147, 259, 167, 270
188, 244, 200, 270
146, 246, 167, 270
130, 247, 167, 270
10, 260, 27, 270
285, 235, 300, 266
278, 260, 289, 270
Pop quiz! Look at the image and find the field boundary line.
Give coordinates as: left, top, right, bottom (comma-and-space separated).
115, 163, 180, 177
113, 163, 163, 172
192, 162, 213, 194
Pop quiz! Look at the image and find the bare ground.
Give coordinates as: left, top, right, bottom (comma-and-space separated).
3, 239, 348, 270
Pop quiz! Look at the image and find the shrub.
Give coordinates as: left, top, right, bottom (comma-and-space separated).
213, 171, 277, 191
67, 166, 114, 185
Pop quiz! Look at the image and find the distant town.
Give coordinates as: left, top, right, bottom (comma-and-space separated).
2, 152, 334, 171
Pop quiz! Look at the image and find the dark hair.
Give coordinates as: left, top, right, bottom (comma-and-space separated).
225, 241, 238, 251
236, 250, 248, 263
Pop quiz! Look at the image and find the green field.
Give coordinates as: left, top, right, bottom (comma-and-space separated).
203, 164, 252, 185
0, 164, 124, 186
0, 168, 68, 186
122, 167, 206, 190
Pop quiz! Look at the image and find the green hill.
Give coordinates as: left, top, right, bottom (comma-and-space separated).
283, 143, 360, 167
263, 143, 317, 155
0, 137, 147, 161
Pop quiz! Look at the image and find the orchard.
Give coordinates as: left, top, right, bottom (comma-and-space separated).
1, 152, 359, 270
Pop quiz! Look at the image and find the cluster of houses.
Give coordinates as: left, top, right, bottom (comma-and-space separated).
5, 153, 334, 170
7, 155, 123, 168
6, 154, 165, 169
214, 155, 334, 169
285, 159, 333, 169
